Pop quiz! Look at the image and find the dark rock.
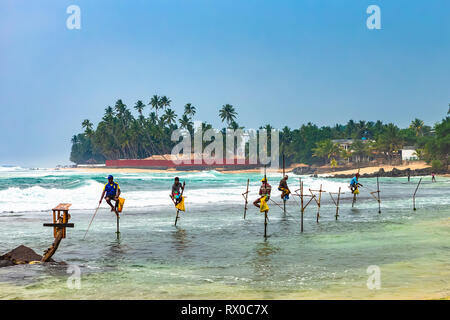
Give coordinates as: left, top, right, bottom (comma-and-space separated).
0, 260, 14, 268
330, 166, 446, 179
0, 245, 43, 264
292, 166, 315, 175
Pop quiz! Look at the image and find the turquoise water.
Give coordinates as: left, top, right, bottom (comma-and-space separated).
0, 167, 449, 299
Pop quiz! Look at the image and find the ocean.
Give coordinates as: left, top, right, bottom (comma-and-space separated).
0, 167, 449, 299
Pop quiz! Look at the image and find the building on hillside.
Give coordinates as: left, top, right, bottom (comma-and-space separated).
331, 138, 376, 163
331, 139, 354, 151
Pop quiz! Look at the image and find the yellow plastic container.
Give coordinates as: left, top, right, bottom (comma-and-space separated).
118, 197, 125, 213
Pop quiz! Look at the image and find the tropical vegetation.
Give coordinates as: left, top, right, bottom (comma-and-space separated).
70, 96, 449, 171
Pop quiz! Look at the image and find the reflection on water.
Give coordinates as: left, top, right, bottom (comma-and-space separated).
171, 227, 190, 254
251, 241, 280, 281
99, 239, 129, 270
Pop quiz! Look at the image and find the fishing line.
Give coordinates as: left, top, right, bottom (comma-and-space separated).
83, 203, 101, 240
269, 199, 301, 222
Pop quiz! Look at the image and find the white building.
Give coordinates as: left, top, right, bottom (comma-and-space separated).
401, 147, 418, 161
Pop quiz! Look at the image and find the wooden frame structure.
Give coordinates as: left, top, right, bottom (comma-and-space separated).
309, 184, 326, 223
294, 178, 316, 232
329, 187, 342, 220
368, 175, 382, 214
42, 203, 74, 262
242, 179, 250, 219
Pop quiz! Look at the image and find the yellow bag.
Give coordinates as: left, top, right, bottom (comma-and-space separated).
353, 188, 359, 195
175, 196, 185, 212
118, 197, 125, 212
260, 196, 269, 213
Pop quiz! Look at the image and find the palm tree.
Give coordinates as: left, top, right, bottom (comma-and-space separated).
114, 99, 127, 116
351, 140, 370, 163
229, 121, 242, 130
409, 118, 424, 137
149, 95, 161, 117
163, 108, 177, 126
82, 119, 93, 137
103, 106, 114, 122
184, 103, 196, 117
413, 148, 424, 160
355, 120, 368, 139
148, 112, 158, 125
330, 157, 338, 171
312, 140, 340, 164
71, 135, 79, 144
345, 120, 357, 137
134, 100, 146, 117
377, 123, 404, 162
219, 104, 237, 126
179, 114, 193, 130
160, 96, 171, 112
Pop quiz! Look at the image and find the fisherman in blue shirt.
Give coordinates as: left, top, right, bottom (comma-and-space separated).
350, 173, 363, 193
99, 175, 121, 218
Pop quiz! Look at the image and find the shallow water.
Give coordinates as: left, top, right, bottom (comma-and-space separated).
0, 168, 449, 299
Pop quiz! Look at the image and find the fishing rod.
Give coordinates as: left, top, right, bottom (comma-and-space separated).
83, 203, 101, 240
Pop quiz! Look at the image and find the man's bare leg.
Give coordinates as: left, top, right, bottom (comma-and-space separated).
106, 198, 115, 211
114, 199, 120, 219
253, 197, 262, 208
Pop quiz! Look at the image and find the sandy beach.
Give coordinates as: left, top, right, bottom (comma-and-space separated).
60, 165, 303, 174
61, 161, 435, 176
319, 161, 433, 177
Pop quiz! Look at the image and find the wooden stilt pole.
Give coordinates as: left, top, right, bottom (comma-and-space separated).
174, 209, 180, 226
243, 179, 250, 219
413, 178, 422, 211
294, 180, 317, 233
264, 211, 268, 238
316, 184, 322, 223
352, 193, 357, 207
308, 185, 324, 223
300, 179, 304, 232
335, 187, 341, 220
377, 175, 381, 214
263, 165, 268, 237
116, 215, 120, 238
282, 154, 286, 215
329, 188, 341, 220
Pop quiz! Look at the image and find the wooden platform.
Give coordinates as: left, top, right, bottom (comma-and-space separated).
53, 203, 72, 211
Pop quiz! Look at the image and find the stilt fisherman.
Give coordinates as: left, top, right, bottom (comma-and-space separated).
99, 175, 121, 219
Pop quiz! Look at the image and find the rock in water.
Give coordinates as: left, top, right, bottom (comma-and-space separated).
0, 245, 53, 266
0, 260, 14, 267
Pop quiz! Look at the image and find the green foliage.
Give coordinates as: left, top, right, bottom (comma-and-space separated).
425, 117, 450, 169
70, 98, 449, 169
219, 104, 237, 126
312, 140, 341, 164
431, 159, 442, 171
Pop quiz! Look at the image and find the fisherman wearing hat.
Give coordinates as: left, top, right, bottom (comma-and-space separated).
99, 175, 121, 218
253, 176, 272, 208
349, 173, 363, 194
278, 175, 291, 200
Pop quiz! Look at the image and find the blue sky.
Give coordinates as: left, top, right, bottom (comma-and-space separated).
1, 0, 449, 167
